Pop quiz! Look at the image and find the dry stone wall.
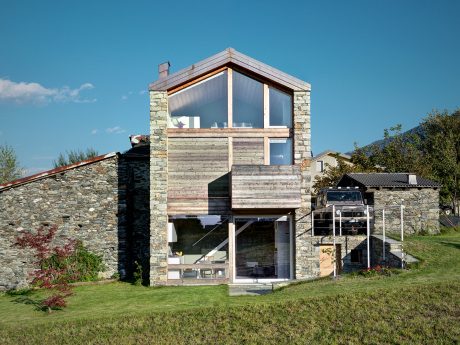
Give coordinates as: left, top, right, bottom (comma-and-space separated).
373, 189, 439, 234
0, 156, 125, 290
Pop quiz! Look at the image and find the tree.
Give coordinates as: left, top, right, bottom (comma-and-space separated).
53, 148, 98, 168
421, 109, 460, 213
0, 144, 23, 184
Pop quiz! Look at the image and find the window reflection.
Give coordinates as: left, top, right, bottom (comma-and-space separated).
233, 71, 263, 128
269, 87, 292, 127
269, 138, 293, 165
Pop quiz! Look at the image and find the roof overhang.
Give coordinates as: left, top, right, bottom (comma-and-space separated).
149, 48, 311, 92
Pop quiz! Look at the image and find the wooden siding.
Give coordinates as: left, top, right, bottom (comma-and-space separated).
232, 138, 264, 165
231, 165, 301, 209
168, 138, 230, 215
168, 128, 291, 138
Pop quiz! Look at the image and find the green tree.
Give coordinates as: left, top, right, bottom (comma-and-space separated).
0, 144, 23, 184
421, 109, 460, 213
53, 148, 99, 168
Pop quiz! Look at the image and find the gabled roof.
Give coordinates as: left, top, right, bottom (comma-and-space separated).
149, 48, 310, 92
337, 173, 441, 189
313, 150, 351, 160
0, 152, 118, 191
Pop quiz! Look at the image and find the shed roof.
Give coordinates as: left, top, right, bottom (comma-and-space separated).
149, 48, 310, 92
0, 152, 118, 191
337, 173, 441, 189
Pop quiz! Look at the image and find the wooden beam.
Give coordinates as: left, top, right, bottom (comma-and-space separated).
168, 128, 291, 138
264, 84, 269, 128
228, 68, 233, 128
264, 137, 270, 165
228, 137, 233, 170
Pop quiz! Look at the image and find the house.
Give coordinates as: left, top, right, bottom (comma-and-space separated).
337, 173, 441, 234
310, 150, 352, 183
1, 48, 383, 290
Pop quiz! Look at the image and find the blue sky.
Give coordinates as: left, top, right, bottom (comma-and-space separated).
1, 0, 459, 175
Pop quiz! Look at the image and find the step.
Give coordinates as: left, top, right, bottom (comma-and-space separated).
228, 283, 274, 296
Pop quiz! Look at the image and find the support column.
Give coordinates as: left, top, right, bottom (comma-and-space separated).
149, 91, 169, 285
293, 90, 313, 279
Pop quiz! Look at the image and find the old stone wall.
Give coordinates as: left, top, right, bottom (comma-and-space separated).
0, 156, 125, 290
293, 90, 313, 279
372, 189, 439, 234
298, 235, 368, 278
149, 90, 169, 285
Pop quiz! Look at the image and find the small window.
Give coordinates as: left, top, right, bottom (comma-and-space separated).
269, 138, 292, 165
269, 87, 292, 127
233, 71, 263, 128
168, 71, 228, 128
316, 160, 324, 172
350, 249, 362, 263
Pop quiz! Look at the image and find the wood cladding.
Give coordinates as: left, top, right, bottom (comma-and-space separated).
231, 165, 301, 209
232, 138, 264, 165
168, 128, 291, 138
168, 138, 230, 215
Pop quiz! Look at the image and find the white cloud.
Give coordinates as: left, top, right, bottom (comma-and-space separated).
121, 95, 128, 101
139, 90, 147, 95
106, 126, 126, 134
0, 78, 96, 104
91, 129, 98, 135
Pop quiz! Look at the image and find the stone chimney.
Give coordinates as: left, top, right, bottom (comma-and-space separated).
158, 61, 170, 79
408, 174, 417, 185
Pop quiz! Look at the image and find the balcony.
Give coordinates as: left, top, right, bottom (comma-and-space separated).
231, 165, 301, 209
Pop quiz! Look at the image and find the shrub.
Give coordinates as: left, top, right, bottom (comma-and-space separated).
42, 241, 104, 282
133, 261, 143, 286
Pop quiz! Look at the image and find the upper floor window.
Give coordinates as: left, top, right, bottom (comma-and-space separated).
233, 71, 264, 128
167, 68, 293, 130
269, 87, 292, 128
316, 160, 324, 172
168, 71, 228, 128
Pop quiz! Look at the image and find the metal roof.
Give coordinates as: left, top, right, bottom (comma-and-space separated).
338, 173, 441, 188
149, 48, 311, 92
312, 150, 351, 160
0, 152, 118, 191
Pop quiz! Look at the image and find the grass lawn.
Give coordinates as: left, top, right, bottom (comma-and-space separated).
0, 232, 459, 344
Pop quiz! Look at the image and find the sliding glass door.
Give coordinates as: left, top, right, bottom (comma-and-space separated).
234, 216, 292, 281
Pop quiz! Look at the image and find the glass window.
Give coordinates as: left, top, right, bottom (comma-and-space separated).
168, 71, 228, 128
269, 87, 292, 127
316, 160, 324, 172
235, 217, 291, 279
233, 71, 263, 128
167, 215, 229, 280
269, 138, 292, 165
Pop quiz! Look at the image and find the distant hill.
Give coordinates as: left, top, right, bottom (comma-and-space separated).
347, 125, 424, 155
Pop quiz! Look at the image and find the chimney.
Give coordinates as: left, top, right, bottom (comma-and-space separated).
158, 61, 170, 79
408, 174, 417, 185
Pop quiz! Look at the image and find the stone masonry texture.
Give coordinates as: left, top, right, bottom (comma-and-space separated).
372, 189, 439, 234
149, 90, 169, 285
293, 90, 313, 279
0, 156, 125, 290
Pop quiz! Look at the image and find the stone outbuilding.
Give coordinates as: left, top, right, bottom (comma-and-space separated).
337, 173, 441, 234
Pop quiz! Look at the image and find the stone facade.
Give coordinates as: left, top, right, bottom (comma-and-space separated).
149, 90, 169, 285
0, 155, 125, 290
372, 189, 439, 234
293, 90, 313, 279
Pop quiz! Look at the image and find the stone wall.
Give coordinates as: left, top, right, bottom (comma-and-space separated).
297, 235, 368, 278
293, 90, 313, 279
0, 156, 125, 290
149, 90, 169, 285
372, 189, 439, 234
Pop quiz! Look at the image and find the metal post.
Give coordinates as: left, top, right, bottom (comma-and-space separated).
366, 205, 370, 269
382, 209, 386, 262
400, 205, 404, 269
339, 210, 342, 236
311, 210, 314, 236
332, 205, 336, 278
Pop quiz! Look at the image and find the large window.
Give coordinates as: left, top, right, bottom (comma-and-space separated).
168, 71, 228, 128
233, 71, 264, 128
269, 87, 292, 127
235, 216, 291, 280
269, 138, 292, 165
167, 215, 229, 280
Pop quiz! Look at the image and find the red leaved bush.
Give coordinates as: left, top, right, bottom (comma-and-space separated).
15, 225, 77, 312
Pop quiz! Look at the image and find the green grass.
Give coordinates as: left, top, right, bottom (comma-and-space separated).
1, 232, 459, 344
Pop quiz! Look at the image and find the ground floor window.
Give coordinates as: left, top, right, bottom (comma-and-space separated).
234, 216, 292, 280
167, 215, 229, 280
